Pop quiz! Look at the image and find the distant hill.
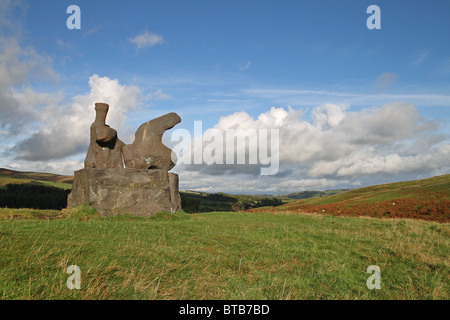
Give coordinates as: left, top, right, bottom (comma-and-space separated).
282, 189, 350, 200
0, 168, 73, 189
254, 174, 450, 223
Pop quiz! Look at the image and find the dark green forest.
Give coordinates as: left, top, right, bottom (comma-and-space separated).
0, 184, 70, 210
180, 191, 283, 213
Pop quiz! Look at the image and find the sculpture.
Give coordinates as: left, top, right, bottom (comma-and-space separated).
68, 102, 182, 216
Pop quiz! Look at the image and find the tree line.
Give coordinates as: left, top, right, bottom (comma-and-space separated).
180, 192, 283, 213
0, 184, 70, 210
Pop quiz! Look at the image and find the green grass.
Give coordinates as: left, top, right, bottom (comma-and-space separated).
0, 208, 62, 220
0, 207, 448, 299
34, 180, 73, 190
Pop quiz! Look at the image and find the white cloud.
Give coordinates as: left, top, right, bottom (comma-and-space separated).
441, 57, 450, 75
0, 0, 27, 33
238, 61, 251, 71
177, 168, 345, 194
0, 17, 59, 136
336, 144, 450, 177
144, 89, 172, 101
129, 31, 164, 49
412, 49, 430, 67
173, 102, 449, 192
0, 37, 58, 86
311, 103, 349, 129
8, 159, 84, 176
56, 39, 73, 51
374, 72, 398, 92
14, 75, 142, 161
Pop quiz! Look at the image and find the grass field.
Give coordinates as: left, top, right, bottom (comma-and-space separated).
0, 207, 448, 300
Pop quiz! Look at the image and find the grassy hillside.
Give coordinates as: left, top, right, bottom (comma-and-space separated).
261, 174, 450, 223
282, 189, 350, 200
0, 168, 73, 190
0, 207, 448, 299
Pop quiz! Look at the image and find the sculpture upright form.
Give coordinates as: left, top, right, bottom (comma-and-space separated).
84, 103, 125, 169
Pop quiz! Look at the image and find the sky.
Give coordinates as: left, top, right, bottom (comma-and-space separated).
0, 0, 449, 194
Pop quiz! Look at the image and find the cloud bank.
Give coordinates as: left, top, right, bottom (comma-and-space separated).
13, 75, 141, 161
173, 103, 449, 193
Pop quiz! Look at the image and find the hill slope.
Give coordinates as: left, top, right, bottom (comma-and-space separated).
0, 168, 73, 189
259, 174, 450, 222
282, 189, 349, 200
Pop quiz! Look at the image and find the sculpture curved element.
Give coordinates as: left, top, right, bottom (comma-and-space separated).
122, 112, 181, 170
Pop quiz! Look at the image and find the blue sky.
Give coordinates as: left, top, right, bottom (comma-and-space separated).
1, 0, 449, 193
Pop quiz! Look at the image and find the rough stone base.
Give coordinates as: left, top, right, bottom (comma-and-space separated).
67, 168, 181, 216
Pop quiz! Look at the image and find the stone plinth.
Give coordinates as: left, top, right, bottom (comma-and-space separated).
67, 168, 181, 216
